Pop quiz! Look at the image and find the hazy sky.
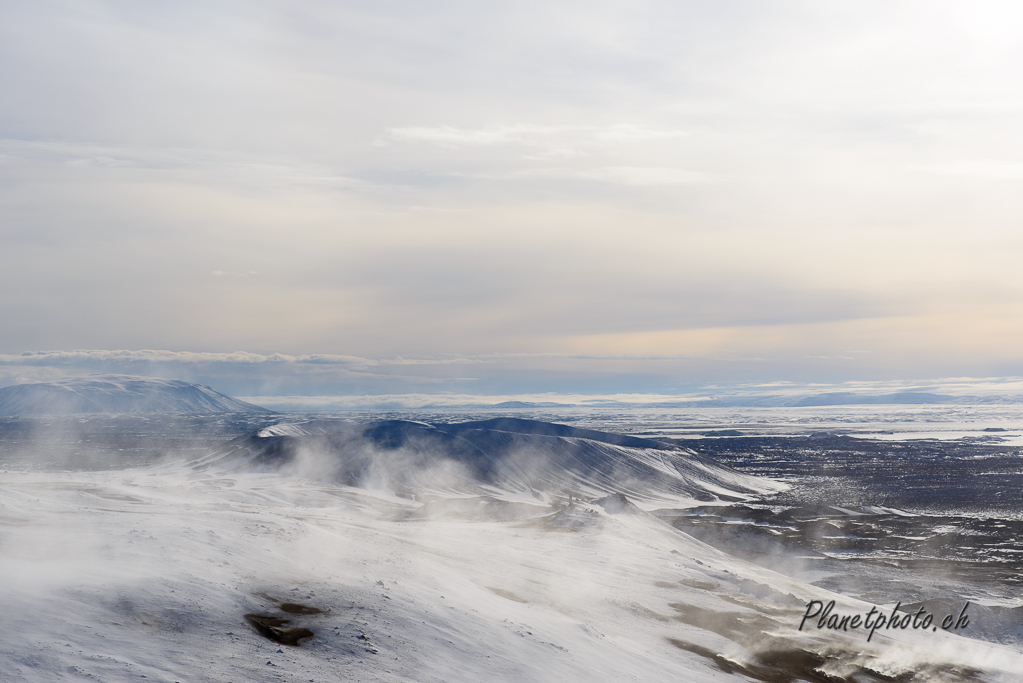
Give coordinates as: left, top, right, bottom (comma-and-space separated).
3, 1, 1023, 398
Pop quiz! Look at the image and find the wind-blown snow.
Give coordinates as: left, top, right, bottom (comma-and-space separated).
0, 375, 274, 416
2, 416, 1021, 682
199, 417, 786, 508
1, 462, 1019, 683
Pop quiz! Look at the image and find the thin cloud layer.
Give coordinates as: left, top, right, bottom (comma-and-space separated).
383, 124, 689, 148
2, 1, 1023, 395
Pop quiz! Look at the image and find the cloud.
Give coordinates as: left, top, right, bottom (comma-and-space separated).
570, 166, 713, 186
911, 161, 1023, 180
382, 124, 689, 148
211, 270, 256, 277
383, 125, 562, 147
0, 139, 365, 190
456, 165, 714, 186
0, 348, 739, 374
589, 125, 690, 142
0, 349, 399, 368
4, 1, 1023, 392
0, 139, 220, 171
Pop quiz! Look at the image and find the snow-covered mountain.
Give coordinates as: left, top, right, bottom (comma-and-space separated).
0, 375, 273, 415
197, 417, 785, 507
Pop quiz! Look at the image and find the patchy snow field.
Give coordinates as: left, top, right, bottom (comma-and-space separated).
2, 458, 1022, 683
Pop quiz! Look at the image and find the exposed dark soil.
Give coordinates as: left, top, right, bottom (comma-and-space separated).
679, 434, 1023, 515
660, 433, 1023, 645
661, 434, 1023, 593
280, 602, 323, 615
243, 614, 314, 646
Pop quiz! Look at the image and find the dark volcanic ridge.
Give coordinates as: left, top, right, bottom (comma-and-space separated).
195, 417, 785, 506
0, 375, 274, 416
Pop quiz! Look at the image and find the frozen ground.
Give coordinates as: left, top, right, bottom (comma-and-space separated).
1, 409, 1022, 682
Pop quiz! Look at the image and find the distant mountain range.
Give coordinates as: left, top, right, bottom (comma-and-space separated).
247, 390, 1023, 413
706, 391, 964, 407
0, 375, 274, 416
487, 391, 1014, 409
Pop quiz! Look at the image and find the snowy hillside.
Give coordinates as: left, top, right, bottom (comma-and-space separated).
1, 460, 1018, 683
0, 375, 274, 416
197, 417, 786, 507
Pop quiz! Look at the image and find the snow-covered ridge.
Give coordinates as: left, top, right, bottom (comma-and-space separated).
2, 462, 1018, 683
2, 414, 1020, 681
200, 417, 787, 508
0, 374, 274, 416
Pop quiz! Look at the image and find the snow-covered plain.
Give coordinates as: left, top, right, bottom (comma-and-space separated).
2, 415, 1022, 682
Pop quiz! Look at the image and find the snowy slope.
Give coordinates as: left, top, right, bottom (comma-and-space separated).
197, 417, 786, 507
0, 375, 274, 415
1, 463, 1020, 683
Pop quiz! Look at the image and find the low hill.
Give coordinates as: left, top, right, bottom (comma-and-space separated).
197, 417, 785, 507
0, 375, 274, 416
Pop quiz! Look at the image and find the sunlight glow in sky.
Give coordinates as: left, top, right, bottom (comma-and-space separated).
3, 1, 1023, 397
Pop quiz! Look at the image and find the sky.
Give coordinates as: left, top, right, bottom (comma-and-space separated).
3, 0, 1023, 402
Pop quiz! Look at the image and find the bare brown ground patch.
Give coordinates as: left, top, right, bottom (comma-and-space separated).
280, 602, 323, 614
669, 602, 779, 640
243, 614, 314, 646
